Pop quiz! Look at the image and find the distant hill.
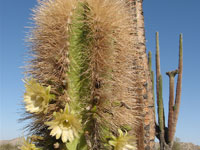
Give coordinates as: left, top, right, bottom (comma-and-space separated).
0, 137, 23, 146
155, 142, 200, 150
179, 142, 200, 150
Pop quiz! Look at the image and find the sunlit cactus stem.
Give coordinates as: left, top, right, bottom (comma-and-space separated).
154, 32, 183, 150
148, 51, 152, 72
168, 34, 183, 147
155, 32, 165, 149
173, 33, 183, 132
148, 51, 155, 116
166, 70, 178, 146
21, 0, 139, 150
158, 75, 165, 148
156, 32, 161, 105
68, 1, 91, 115
148, 51, 155, 106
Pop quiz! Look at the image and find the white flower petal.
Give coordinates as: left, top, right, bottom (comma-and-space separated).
28, 106, 39, 113
62, 130, 69, 143
124, 144, 136, 150
50, 126, 60, 137
56, 128, 62, 139
23, 78, 51, 114
68, 129, 74, 142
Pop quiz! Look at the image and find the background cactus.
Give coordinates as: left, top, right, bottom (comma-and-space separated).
151, 32, 183, 150
21, 0, 143, 149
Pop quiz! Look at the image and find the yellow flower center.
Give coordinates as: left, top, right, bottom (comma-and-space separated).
62, 120, 71, 128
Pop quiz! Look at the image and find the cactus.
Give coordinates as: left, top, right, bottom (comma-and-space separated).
154, 32, 183, 150
148, 51, 156, 121
21, 0, 141, 150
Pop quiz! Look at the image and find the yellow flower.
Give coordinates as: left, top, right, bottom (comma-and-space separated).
109, 129, 137, 150
24, 78, 54, 114
19, 137, 40, 150
45, 104, 82, 143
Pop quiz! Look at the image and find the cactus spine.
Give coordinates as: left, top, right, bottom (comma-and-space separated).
21, 0, 140, 150
154, 32, 183, 150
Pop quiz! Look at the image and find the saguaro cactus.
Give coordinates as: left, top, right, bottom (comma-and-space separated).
151, 32, 183, 150
21, 0, 143, 150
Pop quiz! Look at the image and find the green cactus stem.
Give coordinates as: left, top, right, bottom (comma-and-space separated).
166, 70, 178, 145
156, 32, 161, 106
22, 0, 146, 149
148, 51, 152, 72
68, 1, 91, 115
171, 34, 183, 146
158, 75, 165, 143
154, 33, 183, 150
148, 51, 156, 124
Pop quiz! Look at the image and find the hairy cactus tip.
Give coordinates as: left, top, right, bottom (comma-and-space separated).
23, 78, 55, 114
45, 104, 82, 143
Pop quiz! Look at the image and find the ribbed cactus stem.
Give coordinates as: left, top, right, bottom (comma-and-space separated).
166, 70, 178, 145
172, 34, 183, 143
156, 32, 165, 145
154, 33, 183, 150
148, 51, 152, 72
158, 75, 164, 130
151, 71, 156, 123
156, 32, 161, 107
22, 0, 144, 149
158, 75, 165, 148
148, 51, 154, 102
148, 51, 156, 122
68, 2, 91, 113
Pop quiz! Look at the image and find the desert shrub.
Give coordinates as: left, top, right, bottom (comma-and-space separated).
0, 144, 19, 150
172, 137, 181, 150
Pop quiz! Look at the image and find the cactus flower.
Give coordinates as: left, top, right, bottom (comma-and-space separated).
23, 78, 54, 114
19, 137, 40, 150
45, 104, 81, 143
109, 129, 137, 150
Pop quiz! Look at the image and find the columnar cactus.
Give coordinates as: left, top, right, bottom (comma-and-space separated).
21, 0, 142, 149
152, 32, 183, 150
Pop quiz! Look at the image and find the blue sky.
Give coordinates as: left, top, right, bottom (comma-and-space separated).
0, 0, 200, 145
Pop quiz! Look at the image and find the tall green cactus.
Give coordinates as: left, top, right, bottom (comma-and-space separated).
154, 32, 183, 150
21, 0, 140, 150
158, 75, 165, 148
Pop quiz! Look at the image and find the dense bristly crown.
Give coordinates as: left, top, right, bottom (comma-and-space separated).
22, 0, 140, 149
